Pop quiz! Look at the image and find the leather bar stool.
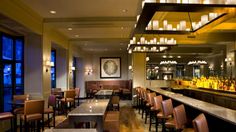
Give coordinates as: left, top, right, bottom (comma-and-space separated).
141, 89, 150, 119
0, 112, 14, 131
161, 99, 175, 132
20, 100, 45, 132
192, 113, 209, 132
149, 95, 163, 132
145, 92, 156, 124
44, 94, 56, 128
138, 87, 144, 114
173, 104, 194, 132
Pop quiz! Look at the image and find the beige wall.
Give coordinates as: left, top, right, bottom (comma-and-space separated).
84, 51, 129, 81
24, 33, 43, 99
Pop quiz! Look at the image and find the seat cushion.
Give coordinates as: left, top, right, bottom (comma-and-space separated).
44, 108, 54, 114
165, 118, 176, 128
20, 113, 42, 121
0, 112, 14, 120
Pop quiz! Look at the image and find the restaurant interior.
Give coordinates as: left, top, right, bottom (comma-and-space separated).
0, 0, 236, 132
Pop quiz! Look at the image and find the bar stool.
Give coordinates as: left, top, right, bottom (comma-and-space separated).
149, 95, 163, 132
0, 112, 14, 131
141, 89, 150, 119
192, 113, 209, 132
173, 104, 194, 132
44, 95, 56, 128
20, 100, 45, 132
145, 92, 156, 124
161, 99, 175, 132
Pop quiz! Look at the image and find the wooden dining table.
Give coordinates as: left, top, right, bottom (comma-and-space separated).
67, 99, 110, 132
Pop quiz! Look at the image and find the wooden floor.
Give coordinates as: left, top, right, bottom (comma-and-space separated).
13, 100, 161, 132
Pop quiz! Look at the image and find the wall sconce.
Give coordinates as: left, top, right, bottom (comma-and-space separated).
85, 68, 93, 75
71, 66, 75, 71
128, 65, 133, 70
45, 60, 54, 72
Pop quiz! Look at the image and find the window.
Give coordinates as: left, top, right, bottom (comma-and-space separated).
1, 34, 24, 112
51, 50, 56, 88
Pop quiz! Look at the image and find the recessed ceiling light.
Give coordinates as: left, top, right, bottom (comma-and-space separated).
122, 9, 128, 13
163, 55, 167, 58
75, 35, 79, 37
50, 10, 56, 14
68, 28, 72, 31
177, 56, 181, 58
169, 55, 173, 58
121, 27, 124, 30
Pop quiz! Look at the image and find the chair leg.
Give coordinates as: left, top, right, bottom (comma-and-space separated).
48, 113, 50, 128
10, 118, 13, 132
53, 111, 55, 127
20, 118, 22, 132
149, 111, 152, 131
155, 116, 158, 132
42, 115, 44, 131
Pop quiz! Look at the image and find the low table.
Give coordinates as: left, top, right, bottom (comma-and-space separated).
68, 99, 110, 132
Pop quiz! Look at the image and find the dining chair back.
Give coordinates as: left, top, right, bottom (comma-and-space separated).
13, 94, 29, 101
24, 100, 44, 115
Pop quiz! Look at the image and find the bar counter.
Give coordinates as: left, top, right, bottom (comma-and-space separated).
148, 87, 236, 130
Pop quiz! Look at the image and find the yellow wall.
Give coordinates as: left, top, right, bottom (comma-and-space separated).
132, 53, 146, 88
0, 0, 43, 34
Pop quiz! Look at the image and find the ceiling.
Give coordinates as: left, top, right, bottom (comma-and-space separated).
3, 1, 236, 56
19, 0, 141, 52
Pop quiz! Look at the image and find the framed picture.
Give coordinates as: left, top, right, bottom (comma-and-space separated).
100, 57, 121, 78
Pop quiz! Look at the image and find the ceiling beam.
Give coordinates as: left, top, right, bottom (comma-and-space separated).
44, 17, 136, 23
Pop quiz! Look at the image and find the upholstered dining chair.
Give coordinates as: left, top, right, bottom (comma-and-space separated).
74, 88, 80, 106
44, 94, 56, 128
61, 90, 76, 114
13, 94, 29, 131
0, 112, 14, 131
20, 100, 44, 132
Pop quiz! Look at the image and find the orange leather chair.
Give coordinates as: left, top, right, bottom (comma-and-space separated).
192, 113, 209, 132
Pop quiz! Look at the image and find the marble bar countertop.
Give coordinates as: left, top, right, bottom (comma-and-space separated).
149, 87, 236, 125
95, 90, 113, 96
44, 128, 97, 132
68, 99, 109, 116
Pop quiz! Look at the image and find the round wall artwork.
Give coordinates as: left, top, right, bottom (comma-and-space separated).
103, 60, 118, 75
100, 57, 121, 78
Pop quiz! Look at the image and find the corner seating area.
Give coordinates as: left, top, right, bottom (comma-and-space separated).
85, 80, 132, 99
